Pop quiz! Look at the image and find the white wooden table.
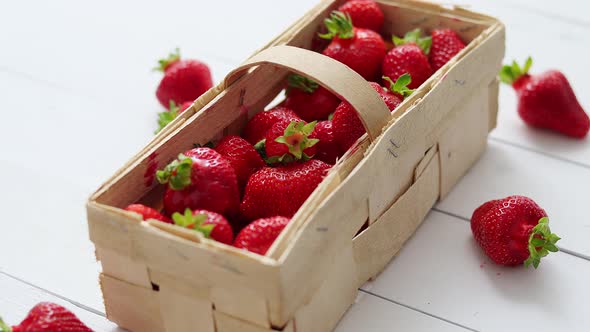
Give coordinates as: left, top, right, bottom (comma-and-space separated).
1, 1, 589, 331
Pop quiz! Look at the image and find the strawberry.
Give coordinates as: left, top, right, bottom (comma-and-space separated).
429, 29, 466, 71
242, 107, 301, 145
321, 11, 386, 81
309, 120, 342, 164
337, 0, 384, 32
284, 75, 340, 122
0, 302, 92, 332
234, 216, 291, 255
215, 135, 265, 193
265, 120, 319, 164
157, 148, 240, 216
332, 75, 413, 151
241, 159, 331, 221
471, 196, 561, 268
382, 29, 433, 89
154, 48, 213, 108
124, 204, 172, 223
172, 208, 233, 245
500, 58, 590, 138
155, 100, 193, 134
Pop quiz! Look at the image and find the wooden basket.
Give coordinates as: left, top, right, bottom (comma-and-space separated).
87, 1, 505, 331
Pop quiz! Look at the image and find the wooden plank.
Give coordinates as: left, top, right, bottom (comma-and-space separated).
100, 274, 164, 332
0, 273, 122, 331
368, 210, 590, 331
335, 292, 471, 332
0, 160, 107, 313
214, 311, 294, 332
353, 151, 440, 285
437, 140, 590, 259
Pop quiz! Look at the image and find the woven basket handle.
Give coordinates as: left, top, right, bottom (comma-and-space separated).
224, 45, 392, 142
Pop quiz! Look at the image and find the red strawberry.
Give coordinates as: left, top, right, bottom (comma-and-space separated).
215, 135, 265, 193
172, 208, 233, 245
241, 159, 331, 221
157, 148, 240, 216
338, 0, 384, 32
265, 120, 319, 164
284, 75, 340, 122
471, 196, 561, 268
0, 302, 92, 332
234, 216, 291, 255
124, 204, 172, 224
242, 107, 301, 145
309, 120, 342, 164
429, 29, 466, 71
155, 100, 193, 134
321, 11, 386, 81
500, 58, 590, 138
382, 29, 433, 89
155, 48, 213, 108
332, 76, 412, 151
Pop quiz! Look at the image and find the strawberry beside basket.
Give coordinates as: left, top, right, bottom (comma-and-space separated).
86, 1, 505, 331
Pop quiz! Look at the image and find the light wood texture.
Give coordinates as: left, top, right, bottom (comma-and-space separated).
0, 273, 122, 332
437, 140, 590, 259
1, 0, 589, 332
335, 293, 470, 332
368, 211, 590, 331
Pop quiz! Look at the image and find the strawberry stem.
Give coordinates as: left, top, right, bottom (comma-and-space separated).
319, 11, 354, 40
0, 317, 12, 332
270, 121, 319, 164
156, 154, 193, 190
383, 74, 414, 98
172, 209, 215, 238
288, 74, 319, 94
154, 48, 181, 72
392, 29, 432, 55
499, 57, 533, 85
155, 100, 181, 134
524, 217, 561, 269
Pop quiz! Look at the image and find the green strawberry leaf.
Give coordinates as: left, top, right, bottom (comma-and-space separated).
172, 208, 215, 238
156, 154, 193, 190
383, 73, 414, 98
392, 29, 431, 54
288, 74, 319, 94
155, 100, 180, 134
499, 57, 533, 85
319, 11, 354, 40
0, 316, 12, 332
525, 216, 561, 269
154, 48, 181, 72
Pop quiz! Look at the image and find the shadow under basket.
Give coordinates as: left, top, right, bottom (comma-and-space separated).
87, 0, 505, 331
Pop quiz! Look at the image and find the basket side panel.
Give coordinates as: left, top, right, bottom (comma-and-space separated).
132, 225, 282, 328
438, 80, 493, 198
100, 274, 164, 332
293, 243, 358, 332
353, 149, 440, 284
365, 22, 504, 223
159, 287, 215, 332
214, 311, 295, 332
96, 247, 151, 287
275, 18, 504, 329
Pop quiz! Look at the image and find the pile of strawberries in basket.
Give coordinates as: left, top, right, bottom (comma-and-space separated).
129, 0, 467, 256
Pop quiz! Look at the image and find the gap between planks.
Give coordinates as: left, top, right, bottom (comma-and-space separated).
489, 137, 590, 171
431, 208, 590, 262
358, 289, 480, 332
0, 269, 106, 318
0, 263, 480, 332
